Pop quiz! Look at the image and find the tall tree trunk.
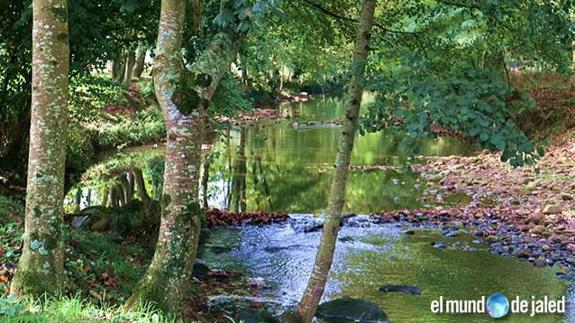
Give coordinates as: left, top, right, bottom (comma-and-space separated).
10, 0, 69, 297
290, 1, 376, 321
125, 0, 248, 313
132, 46, 147, 79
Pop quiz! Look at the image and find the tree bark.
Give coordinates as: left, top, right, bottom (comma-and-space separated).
100, 186, 109, 207
291, 1, 377, 322
124, 0, 198, 312
125, 0, 248, 313
132, 167, 151, 203
123, 48, 136, 86
112, 49, 126, 83
10, 0, 69, 297
132, 46, 147, 79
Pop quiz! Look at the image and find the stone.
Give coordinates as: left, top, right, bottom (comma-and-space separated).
192, 259, 210, 280
525, 181, 537, 191
431, 241, 448, 249
379, 285, 422, 295
543, 205, 561, 214
561, 193, 573, 201
236, 308, 278, 323
316, 297, 389, 323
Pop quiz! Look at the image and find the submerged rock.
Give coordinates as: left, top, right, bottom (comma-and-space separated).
379, 284, 422, 295
192, 259, 210, 280
236, 308, 278, 323
431, 241, 447, 249
316, 297, 389, 323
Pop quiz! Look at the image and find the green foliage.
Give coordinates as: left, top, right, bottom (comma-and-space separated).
0, 196, 23, 219
0, 296, 25, 317
360, 0, 572, 167
209, 73, 253, 117
94, 107, 165, 150
363, 63, 542, 167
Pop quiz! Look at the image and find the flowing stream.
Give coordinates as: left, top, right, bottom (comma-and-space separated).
70, 95, 574, 322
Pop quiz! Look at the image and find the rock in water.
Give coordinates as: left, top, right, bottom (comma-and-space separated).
192, 259, 210, 280
379, 285, 422, 295
237, 308, 278, 323
316, 297, 389, 322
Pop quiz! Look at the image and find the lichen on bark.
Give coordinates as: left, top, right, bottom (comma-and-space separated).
10, 0, 70, 297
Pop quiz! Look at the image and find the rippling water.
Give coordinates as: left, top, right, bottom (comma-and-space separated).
205, 216, 574, 322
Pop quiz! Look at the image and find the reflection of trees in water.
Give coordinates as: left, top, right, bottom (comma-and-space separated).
228, 128, 247, 212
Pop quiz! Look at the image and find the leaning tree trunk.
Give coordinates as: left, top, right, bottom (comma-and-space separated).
124, 0, 245, 313
290, 1, 377, 322
10, 0, 69, 297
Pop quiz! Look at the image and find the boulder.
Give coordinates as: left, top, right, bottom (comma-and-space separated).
379, 285, 422, 295
316, 297, 389, 323
237, 308, 278, 323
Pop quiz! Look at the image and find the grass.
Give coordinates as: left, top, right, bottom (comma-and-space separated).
0, 295, 175, 322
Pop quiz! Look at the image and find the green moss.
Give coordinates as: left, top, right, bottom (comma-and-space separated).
11, 268, 64, 297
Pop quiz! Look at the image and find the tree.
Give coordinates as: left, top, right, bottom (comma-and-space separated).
289, 0, 377, 321
124, 0, 255, 312
10, 0, 69, 297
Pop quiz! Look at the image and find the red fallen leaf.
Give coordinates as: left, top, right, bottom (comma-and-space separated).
0, 248, 5, 257
0, 274, 10, 283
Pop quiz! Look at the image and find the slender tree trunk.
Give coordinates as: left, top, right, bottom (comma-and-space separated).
119, 172, 135, 204
101, 186, 109, 207
201, 156, 211, 209
132, 167, 151, 203
74, 188, 82, 213
290, 1, 376, 322
10, 0, 69, 297
86, 189, 92, 207
123, 48, 136, 86
113, 49, 126, 83
132, 46, 147, 79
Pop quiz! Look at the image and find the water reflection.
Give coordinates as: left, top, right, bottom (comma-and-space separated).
206, 113, 474, 213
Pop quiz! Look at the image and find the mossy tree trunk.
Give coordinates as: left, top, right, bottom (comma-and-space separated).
124, 0, 245, 313
10, 0, 69, 297
291, 1, 377, 322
